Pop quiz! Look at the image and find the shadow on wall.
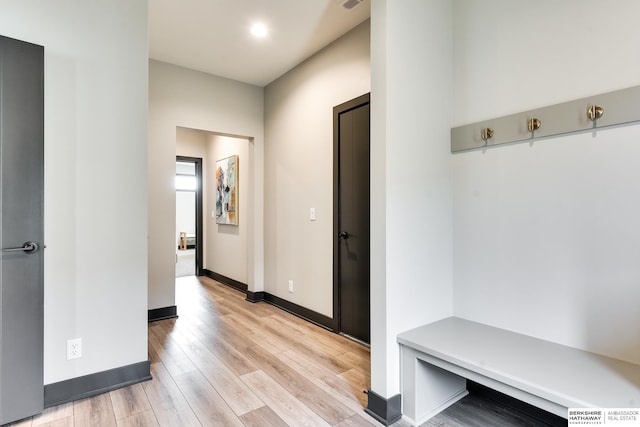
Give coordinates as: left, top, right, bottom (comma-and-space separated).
584, 279, 640, 367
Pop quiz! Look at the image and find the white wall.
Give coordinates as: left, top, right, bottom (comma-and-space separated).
453, 0, 640, 126
263, 20, 370, 317
0, 1, 149, 383
370, 0, 454, 397
452, 0, 640, 364
206, 134, 250, 283
149, 61, 263, 310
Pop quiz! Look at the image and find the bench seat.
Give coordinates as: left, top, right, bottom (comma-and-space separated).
397, 317, 640, 425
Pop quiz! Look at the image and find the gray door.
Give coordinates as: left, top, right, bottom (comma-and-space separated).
0, 35, 44, 424
333, 94, 370, 344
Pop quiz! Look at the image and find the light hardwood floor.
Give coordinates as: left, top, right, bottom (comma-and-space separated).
6, 276, 380, 427
6, 276, 549, 427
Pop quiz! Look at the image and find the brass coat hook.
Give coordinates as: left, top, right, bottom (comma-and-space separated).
480, 127, 494, 143
587, 105, 604, 121
527, 117, 541, 133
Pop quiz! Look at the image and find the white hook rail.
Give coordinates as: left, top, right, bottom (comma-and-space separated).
451, 85, 640, 153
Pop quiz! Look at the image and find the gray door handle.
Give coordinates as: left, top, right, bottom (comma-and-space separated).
2, 242, 39, 254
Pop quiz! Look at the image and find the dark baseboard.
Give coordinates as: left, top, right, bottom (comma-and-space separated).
365, 390, 402, 425
262, 293, 333, 330
44, 360, 151, 408
246, 290, 265, 303
148, 305, 178, 322
209, 275, 334, 330
468, 381, 566, 426
204, 269, 248, 292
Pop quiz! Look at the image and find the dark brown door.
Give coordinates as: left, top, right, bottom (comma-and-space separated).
333, 94, 370, 344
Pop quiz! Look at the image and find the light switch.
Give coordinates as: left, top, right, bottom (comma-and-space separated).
310, 208, 316, 221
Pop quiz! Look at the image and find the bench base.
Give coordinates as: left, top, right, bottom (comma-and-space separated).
400, 345, 565, 425
401, 346, 469, 425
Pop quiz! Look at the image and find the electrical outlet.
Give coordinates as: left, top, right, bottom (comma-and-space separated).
67, 338, 82, 360
288, 280, 294, 293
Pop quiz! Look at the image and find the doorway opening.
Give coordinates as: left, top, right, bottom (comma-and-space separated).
174, 127, 253, 291
176, 156, 203, 277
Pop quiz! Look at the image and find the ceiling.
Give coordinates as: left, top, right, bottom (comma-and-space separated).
148, 0, 371, 87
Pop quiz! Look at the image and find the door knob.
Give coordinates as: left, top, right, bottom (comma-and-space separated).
338, 231, 349, 239
2, 242, 39, 254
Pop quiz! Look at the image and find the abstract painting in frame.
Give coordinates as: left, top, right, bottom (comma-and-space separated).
215, 155, 238, 225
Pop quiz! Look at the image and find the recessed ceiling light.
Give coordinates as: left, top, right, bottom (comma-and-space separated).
250, 23, 268, 38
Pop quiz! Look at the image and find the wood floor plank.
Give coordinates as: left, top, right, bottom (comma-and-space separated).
172, 370, 245, 427
340, 351, 371, 374
171, 317, 258, 376
263, 312, 308, 336
276, 350, 368, 411
228, 311, 293, 349
109, 383, 152, 420
199, 332, 258, 376
169, 334, 264, 416
148, 324, 198, 377
327, 335, 370, 360
333, 413, 379, 427
73, 392, 117, 427
270, 312, 371, 360
337, 368, 370, 396
179, 287, 294, 357
218, 314, 283, 354
218, 313, 257, 338
160, 317, 202, 346
222, 312, 292, 353
240, 370, 331, 427
239, 406, 288, 427
141, 362, 201, 427
148, 340, 162, 365
31, 402, 73, 426
177, 276, 224, 304
206, 320, 258, 354
261, 316, 343, 358
115, 410, 160, 427
243, 344, 355, 424
31, 418, 73, 427
288, 340, 353, 375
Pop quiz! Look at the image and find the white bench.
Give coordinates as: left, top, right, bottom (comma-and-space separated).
398, 317, 640, 426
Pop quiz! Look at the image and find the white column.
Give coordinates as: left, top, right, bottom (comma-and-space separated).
369, 0, 455, 409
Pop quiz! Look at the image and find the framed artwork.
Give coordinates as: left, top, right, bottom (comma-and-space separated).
215, 155, 238, 225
